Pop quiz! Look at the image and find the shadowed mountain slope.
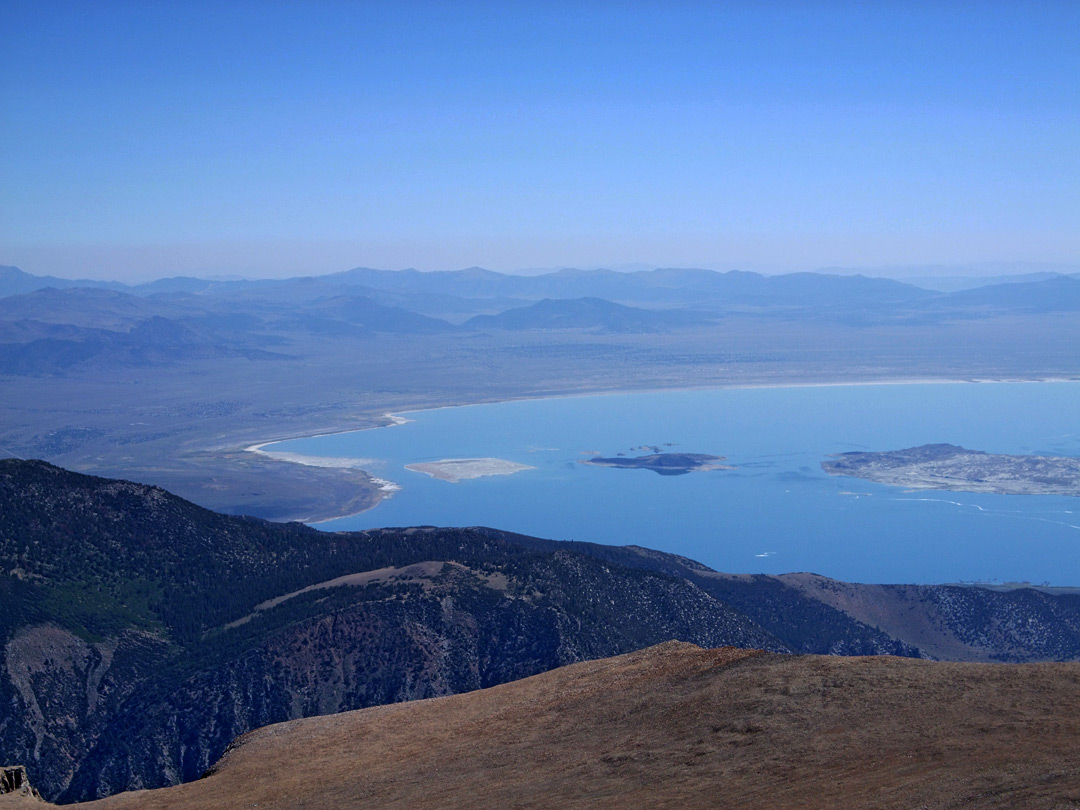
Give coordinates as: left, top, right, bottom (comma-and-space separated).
0, 460, 780, 801
3, 460, 1080, 802
69, 642, 1080, 810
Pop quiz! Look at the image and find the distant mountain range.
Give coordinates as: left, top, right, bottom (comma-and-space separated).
323, 265, 939, 308
0, 265, 132, 297
6, 262, 1080, 314
3, 460, 1079, 802
900, 269, 1080, 292
7, 262, 1080, 309
930, 275, 1080, 312
0, 281, 456, 374
8, 260, 1078, 297
5, 264, 1080, 376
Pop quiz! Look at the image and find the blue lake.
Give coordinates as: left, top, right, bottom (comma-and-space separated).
268, 382, 1080, 586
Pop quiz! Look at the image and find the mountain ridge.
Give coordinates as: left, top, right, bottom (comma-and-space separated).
4, 460, 1080, 802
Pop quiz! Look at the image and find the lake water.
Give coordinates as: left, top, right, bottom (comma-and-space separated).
267, 382, 1080, 586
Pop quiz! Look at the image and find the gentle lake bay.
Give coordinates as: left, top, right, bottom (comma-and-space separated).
269, 382, 1080, 586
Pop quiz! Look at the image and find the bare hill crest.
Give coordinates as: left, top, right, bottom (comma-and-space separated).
65, 642, 1080, 810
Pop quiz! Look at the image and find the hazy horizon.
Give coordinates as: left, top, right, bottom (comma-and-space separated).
3, 2, 1078, 283
5, 257, 1080, 286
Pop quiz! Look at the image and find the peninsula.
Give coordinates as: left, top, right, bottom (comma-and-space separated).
581, 452, 732, 476
822, 444, 1080, 496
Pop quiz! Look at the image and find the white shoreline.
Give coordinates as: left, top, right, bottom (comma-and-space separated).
243, 377, 1079, 522
244, 412, 412, 456
365, 375, 1080, 426
244, 449, 379, 470
249, 376, 1079, 457
245, 447, 400, 495
243, 413, 406, 507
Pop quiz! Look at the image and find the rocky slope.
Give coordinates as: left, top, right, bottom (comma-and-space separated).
2, 459, 1080, 803
0, 460, 781, 802
65, 642, 1080, 810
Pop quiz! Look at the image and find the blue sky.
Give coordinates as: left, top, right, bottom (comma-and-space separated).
2, 1, 1078, 281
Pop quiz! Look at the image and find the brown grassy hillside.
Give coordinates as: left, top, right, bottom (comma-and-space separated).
55, 642, 1080, 810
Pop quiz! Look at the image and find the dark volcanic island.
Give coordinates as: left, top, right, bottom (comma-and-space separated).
581, 452, 732, 476
822, 443, 1080, 496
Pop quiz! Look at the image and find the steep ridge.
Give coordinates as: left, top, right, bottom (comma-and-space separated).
526, 542, 1080, 661
774, 572, 1080, 662
67, 642, 1080, 810
0, 460, 780, 801
3, 460, 1080, 802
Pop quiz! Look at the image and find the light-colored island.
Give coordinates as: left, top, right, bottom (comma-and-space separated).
822, 443, 1080, 496
405, 458, 536, 483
